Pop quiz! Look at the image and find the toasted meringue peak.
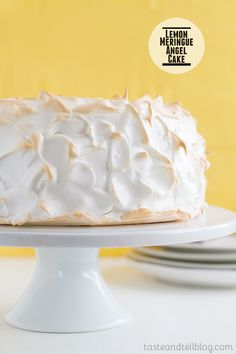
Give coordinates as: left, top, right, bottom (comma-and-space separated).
137, 151, 149, 159
0, 92, 208, 225
42, 163, 56, 181
44, 97, 70, 113
123, 88, 129, 100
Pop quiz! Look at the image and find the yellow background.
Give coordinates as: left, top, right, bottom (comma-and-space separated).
0, 0, 235, 257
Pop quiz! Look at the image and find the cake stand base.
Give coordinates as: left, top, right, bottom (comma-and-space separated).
1, 207, 236, 333
5, 247, 128, 333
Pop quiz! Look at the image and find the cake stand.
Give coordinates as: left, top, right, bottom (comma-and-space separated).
0, 206, 236, 333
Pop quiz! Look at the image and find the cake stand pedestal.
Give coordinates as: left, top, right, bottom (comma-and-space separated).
0, 206, 235, 333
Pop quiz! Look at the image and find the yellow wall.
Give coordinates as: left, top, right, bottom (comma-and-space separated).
0, 0, 235, 257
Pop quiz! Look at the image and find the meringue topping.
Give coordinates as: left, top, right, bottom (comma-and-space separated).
0, 92, 208, 225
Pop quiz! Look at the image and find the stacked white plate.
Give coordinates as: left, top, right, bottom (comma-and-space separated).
127, 234, 236, 287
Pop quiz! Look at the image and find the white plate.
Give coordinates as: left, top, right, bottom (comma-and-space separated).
128, 251, 236, 270
127, 253, 236, 287
163, 234, 236, 253
135, 236, 236, 262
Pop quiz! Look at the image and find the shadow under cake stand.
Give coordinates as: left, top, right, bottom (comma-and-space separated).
0, 206, 236, 333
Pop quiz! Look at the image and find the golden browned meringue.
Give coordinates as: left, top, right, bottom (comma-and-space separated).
0, 92, 208, 225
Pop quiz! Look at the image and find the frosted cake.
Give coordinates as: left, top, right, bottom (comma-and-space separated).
0, 91, 208, 225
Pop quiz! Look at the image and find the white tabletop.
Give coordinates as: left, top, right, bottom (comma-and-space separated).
0, 257, 236, 354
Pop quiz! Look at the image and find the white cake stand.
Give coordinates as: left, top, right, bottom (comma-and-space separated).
0, 206, 236, 333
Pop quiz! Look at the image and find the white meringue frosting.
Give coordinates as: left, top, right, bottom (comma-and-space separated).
0, 91, 208, 225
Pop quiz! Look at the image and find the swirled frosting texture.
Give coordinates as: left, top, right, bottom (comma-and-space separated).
0, 92, 208, 225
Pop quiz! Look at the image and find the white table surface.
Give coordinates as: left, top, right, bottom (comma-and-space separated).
0, 256, 236, 354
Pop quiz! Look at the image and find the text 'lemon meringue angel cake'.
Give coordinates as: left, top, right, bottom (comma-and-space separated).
0, 92, 209, 226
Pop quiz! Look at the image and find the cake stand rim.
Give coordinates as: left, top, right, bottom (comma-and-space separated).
0, 205, 235, 248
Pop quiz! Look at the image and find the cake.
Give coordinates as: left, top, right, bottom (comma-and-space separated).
0, 91, 208, 226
